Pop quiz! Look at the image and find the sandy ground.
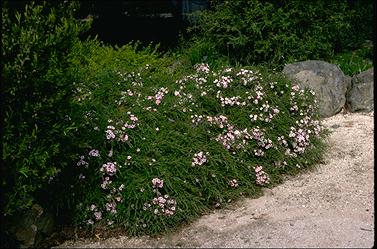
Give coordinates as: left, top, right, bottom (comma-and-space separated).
56, 112, 374, 248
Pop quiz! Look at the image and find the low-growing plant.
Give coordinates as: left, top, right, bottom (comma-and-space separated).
46, 40, 184, 220
62, 58, 327, 235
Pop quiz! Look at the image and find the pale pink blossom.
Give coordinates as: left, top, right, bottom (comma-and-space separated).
88, 149, 100, 157
106, 129, 116, 140
101, 162, 117, 176
94, 211, 102, 220
229, 179, 238, 188
120, 134, 129, 142
152, 178, 164, 188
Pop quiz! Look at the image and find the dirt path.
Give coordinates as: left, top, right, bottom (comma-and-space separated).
56, 112, 374, 248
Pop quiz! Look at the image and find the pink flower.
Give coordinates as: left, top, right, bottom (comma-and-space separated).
106, 129, 116, 140
152, 178, 164, 188
88, 149, 100, 157
120, 134, 129, 142
94, 211, 102, 220
292, 84, 300, 92
229, 179, 238, 188
214, 75, 233, 88
151, 193, 177, 216
76, 157, 89, 167
195, 63, 210, 74
192, 151, 209, 166
101, 162, 117, 176
108, 149, 113, 157
101, 177, 112, 189
129, 114, 138, 122
105, 202, 117, 214
254, 165, 270, 185
158, 196, 166, 204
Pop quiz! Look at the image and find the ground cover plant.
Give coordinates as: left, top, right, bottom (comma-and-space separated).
63, 52, 327, 235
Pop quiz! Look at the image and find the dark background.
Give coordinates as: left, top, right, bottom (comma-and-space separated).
6, 0, 210, 49
79, 0, 210, 49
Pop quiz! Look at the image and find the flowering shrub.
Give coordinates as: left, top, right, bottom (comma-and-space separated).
58, 56, 329, 237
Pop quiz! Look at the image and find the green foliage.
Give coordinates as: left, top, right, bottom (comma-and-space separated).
340, 0, 374, 50
1, 1, 91, 215
47, 40, 181, 217
61, 47, 327, 235
330, 40, 373, 76
186, 0, 374, 69
175, 35, 230, 69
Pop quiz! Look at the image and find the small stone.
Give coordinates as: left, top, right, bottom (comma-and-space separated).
330, 124, 341, 129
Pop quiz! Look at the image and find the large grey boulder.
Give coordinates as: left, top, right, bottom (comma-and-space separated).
283, 60, 349, 118
346, 68, 374, 112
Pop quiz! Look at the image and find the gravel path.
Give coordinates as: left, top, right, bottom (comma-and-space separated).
56, 112, 374, 248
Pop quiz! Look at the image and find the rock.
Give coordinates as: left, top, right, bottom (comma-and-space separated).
345, 75, 352, 91
346, 68, 374, 112
282, 60, 349, 118
15, 225, 37, 248
34, 211, 55, 246
3, 203, 55, 248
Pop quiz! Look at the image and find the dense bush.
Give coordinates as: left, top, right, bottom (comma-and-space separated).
1, 1, 90, 216
62, 51, 327, 235
187, 0, 373, 68
342, 0, 374, 50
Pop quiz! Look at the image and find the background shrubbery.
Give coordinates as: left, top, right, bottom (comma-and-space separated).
330, 40, 374, 76
1, 1, 92, 216
186, 0, 373, 69
0, 0, 373, 242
